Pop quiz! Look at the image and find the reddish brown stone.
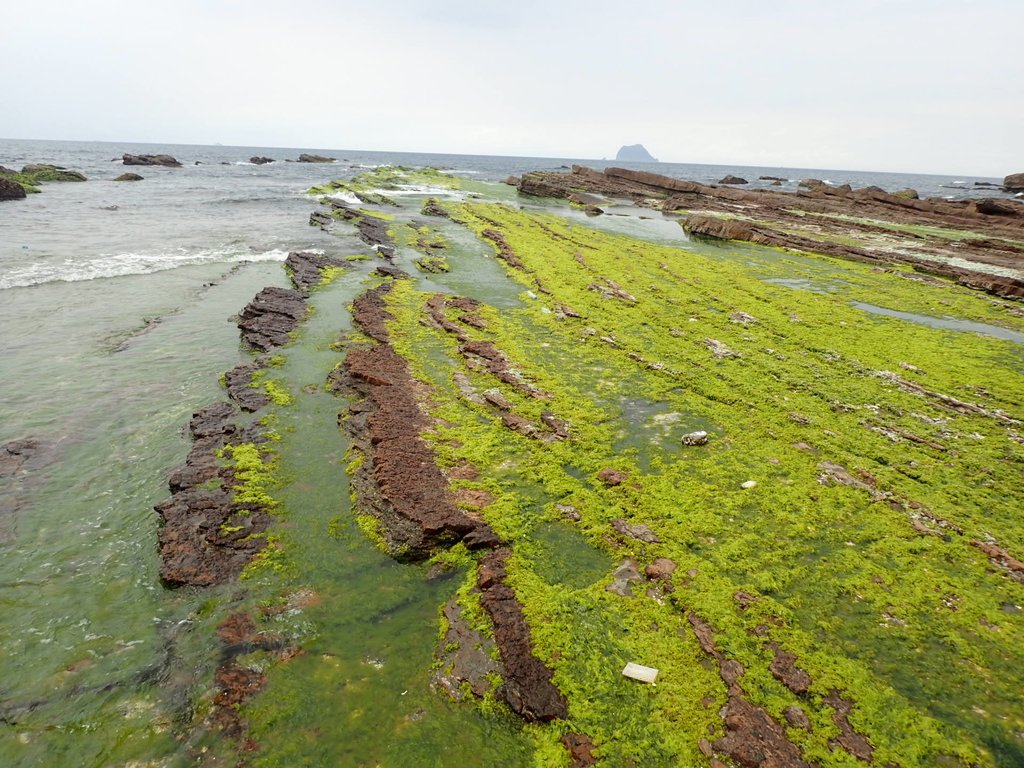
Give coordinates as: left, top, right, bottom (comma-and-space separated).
477, 548, 568, 722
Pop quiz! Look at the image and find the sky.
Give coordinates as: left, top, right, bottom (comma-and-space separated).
2, 0, 1021, 176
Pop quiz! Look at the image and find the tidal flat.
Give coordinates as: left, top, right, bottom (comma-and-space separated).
6, 164, 1021, 767
211, 167, 1024, 767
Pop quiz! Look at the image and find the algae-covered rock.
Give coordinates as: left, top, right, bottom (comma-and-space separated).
892, 188, 919, 199
114, 173, 144, 182
21, 163, 87, 182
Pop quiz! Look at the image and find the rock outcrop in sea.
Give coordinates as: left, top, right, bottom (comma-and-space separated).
615, 144, 658, 162
122, 153, 182, 167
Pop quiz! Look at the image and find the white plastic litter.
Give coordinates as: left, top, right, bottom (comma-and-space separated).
622, 662, 659, 684
741, 480, 758, 489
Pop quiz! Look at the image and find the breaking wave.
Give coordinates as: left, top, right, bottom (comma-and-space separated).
1, 245, 292, 290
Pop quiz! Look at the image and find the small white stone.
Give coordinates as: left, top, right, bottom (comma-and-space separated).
741, 480, 758, 489
622, 662, 659, 684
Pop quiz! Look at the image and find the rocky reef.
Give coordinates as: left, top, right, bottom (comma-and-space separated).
511, 164, 1024, 300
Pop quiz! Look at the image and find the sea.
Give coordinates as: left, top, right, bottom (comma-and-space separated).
0, 138, 1012, 767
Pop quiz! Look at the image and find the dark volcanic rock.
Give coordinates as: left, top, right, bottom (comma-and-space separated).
597, 467, 628, 486
969, 198, 1020, 217
297, 153, 335, 163
114, 173, 144, 182
719, 175, 748, 185
237, 286, 308, 351
0, 177, 27, 200
284, 250, 348, 293
1003, 172, 1024, 191
327, 201, 395, 254
477, 548, 568, 722
249, 156, 274, 165
122, 153, 182, 167
824, 690, 875, 762
561, 733, 598, 767
223, 362, 272, 412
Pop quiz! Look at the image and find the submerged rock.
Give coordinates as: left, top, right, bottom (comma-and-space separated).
114, 172, 144, 182
719, 175, 748, 185
297, 153, 335, 163
249, 156, 274, 165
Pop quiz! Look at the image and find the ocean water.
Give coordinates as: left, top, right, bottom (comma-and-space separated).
0, 139, 1015, 766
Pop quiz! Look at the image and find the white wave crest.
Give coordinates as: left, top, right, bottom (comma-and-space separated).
0, 245, 291, 290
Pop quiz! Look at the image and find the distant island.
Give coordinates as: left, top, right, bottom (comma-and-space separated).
615, 144, 658, 162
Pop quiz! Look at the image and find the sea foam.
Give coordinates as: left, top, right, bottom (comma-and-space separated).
0, 246, 292, 290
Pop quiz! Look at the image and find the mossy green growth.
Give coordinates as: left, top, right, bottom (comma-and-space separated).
1, 164, 86, 193
370, 196, 1024, 766
414, 255, 451, 273
219, 442, 281, 511
249, 370, 294, 406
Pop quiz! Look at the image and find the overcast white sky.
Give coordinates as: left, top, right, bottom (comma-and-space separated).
3, 0, 1021, 176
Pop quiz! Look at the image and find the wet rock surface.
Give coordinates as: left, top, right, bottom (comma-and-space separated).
237, 286, 308, 351
223, 362, 272, 412
155, 403, 271, 587
297, 153, 335, 163
0, 176, 27, 200
284, 250, 347, 294
432, 597, 502, 700
327, 201, 396, 257
824, 690, 875, 762
122, 153, 182, 167
477, 548, 568, 722
333, 283, 500, 558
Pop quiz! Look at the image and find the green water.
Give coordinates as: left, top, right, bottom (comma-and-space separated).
0, 261, 291, 766
234, 273, 534, 767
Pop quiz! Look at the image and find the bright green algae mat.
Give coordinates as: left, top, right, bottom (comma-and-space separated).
234, 172, 1022, 766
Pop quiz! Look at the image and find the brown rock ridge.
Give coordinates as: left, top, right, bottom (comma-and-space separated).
331, 281, 500, 559
477, 548, 569, 722
155, 403, 271, 586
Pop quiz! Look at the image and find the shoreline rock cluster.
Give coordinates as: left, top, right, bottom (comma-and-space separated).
510, 165, 1024, 300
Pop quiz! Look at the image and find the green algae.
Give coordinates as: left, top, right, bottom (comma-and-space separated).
136, 171, 1024, 767
362, 197, 1024, 766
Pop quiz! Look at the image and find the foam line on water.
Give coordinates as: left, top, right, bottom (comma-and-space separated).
0, 246, 292, 289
